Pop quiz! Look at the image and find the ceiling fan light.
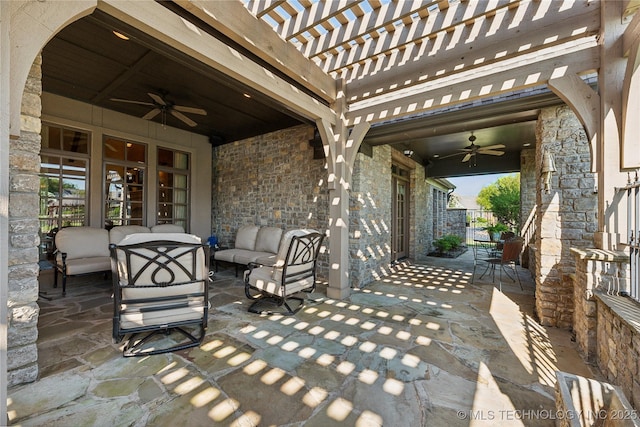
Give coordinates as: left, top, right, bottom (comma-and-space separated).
112, 31, 129, 41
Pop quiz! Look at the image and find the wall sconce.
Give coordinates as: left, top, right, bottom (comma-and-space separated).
403, 149, 414, 157
541, 150, 556, 193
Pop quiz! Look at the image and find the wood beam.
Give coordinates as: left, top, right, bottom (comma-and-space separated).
301, 0, 431, 60
347, 43, 598, 126
548, 74, 599, 164
277, 0, 356, 42
173, 0, 336, 103
623, 7, 640, 56
622, 35, 640, 169
344, 0, 599, 101
323, 0, 521, 73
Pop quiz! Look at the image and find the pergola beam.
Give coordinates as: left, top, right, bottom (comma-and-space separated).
343, 0, 600, 101
347, 43, 598, 126
301, 0, 432, 61
174, 0, 336, 103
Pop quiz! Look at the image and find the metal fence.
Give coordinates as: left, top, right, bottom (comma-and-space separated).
465, 209, 497, 244
621, 172, 640, 302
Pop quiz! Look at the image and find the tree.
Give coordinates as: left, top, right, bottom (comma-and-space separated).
476, 174, 520, 229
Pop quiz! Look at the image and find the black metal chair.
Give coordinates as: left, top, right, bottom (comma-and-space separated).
244, 230, 324, 315
110, 233, 210, 357
478, 236, 524, 292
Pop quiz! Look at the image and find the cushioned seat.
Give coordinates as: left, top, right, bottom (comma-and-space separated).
244, 229, 324, 315
54, 226, 112, 296
110, 232, 210, 356
214, 225, 283, 275
109, 225, 151, 245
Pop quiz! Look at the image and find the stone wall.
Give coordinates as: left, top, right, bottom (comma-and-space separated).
8, 55, 42, 385
534, 106, 596, 327
571, 249, 628, 363
520, 148, 536, 269
211, 124, 329, 273
212, 130, 440, 288
446, 208, 467, 244
350, 146, 393, 286
595, 293, 640, 410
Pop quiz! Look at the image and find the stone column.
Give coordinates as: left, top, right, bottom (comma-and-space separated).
535, 106, 596, 328
571, 248, 628, 362
8, 55, 42, 384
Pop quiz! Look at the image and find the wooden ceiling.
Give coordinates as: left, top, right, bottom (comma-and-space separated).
42, 10, 307, 145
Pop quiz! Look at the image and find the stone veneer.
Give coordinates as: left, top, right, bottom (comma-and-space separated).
571, 249, 628, 362
350, 145, 393, 287
8, 55, 42, 385
446, 209, 467, 244
212, 134, 451, 289
535, 106, 597, 327
211, 124, 329, 273
595, 293, 640, 410
520, 148, 536, 269
570, 249, 640, 410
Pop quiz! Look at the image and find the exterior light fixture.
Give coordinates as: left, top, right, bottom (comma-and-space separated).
541, 149, 557, 193
113, 31, 129, 40
403, 149, 414, 157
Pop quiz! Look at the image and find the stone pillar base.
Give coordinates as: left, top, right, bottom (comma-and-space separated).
327, 287, 351, 300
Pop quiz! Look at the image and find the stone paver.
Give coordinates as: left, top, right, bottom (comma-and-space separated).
8, 251, 600, 426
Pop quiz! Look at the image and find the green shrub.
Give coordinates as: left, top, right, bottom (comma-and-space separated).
433, 234, 463, 253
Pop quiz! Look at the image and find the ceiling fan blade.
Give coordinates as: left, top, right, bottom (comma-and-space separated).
174, 105, 207, 115
479, 144, 505, 150
110, 98, 154, 107
435, 152, 464, 160
171, 110, 197, 127
148, 92, 166, 105
478, 149, 505, 156
462, 153, 472, 162
142, 108, 161, 120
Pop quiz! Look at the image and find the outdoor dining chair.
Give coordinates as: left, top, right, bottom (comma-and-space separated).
477, 236, 524, 292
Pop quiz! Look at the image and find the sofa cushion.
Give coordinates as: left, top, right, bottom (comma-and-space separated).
234, 225, 259, 250
55, 227, 110, 260
245, 265, 315, 297
254, 254, 277, 267
109, 225, 151, 244
254, 226, 283, 254
272, 229, 320, 280
63, 256, 112, 275
114, 233, 206, 298
213, 249, 236, 263
233, 250, 277, 266
151, 224, 185, 233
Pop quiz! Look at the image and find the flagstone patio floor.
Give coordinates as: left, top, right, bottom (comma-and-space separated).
8, 248, 600, 426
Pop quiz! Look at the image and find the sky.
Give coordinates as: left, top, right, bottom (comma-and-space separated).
447, 173, 512, 197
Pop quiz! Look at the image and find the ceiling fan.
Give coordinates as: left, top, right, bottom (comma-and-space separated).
110, 92, 207, 127
439, 134, 505, 165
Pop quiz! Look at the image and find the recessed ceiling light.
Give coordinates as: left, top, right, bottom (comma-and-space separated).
243, 93, 251, 98
523, 143, 531, 147
113, 31, 129, 40
433, 154, 440, 158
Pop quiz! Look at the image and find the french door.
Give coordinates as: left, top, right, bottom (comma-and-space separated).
391, 165, 410, 262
